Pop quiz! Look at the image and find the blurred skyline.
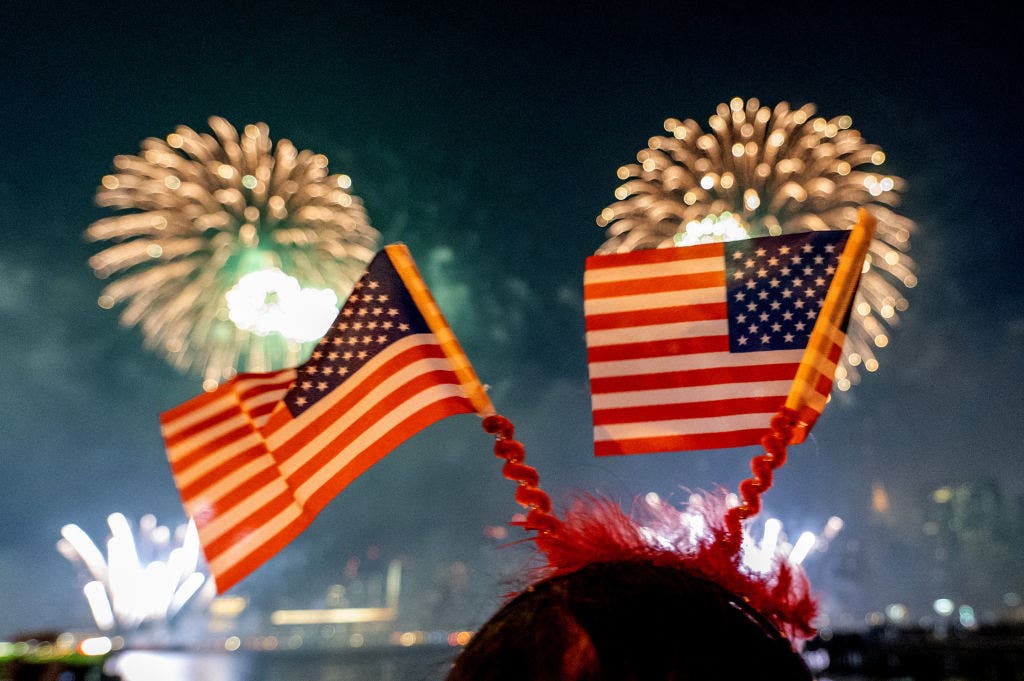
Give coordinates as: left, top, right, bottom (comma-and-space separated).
1, 4, 1021, 636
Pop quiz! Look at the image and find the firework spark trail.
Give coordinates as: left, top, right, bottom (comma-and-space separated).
597, 98, 917, 386
58, 514, 211, 631
86, 117, 380, 388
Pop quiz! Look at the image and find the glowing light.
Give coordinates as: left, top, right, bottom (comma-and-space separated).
209, 596, 247, 616
932, 487, 953, 503
78, 636, 113, 656
85, 116, 379, 384
224, 636, 241, 651
483, 525, 508, 540
83, 581, 116, 631
59, 514, 209, 631
597, 98, 916, 387
743, 188, 760, 210
871, 483, 890, 513
933, 598, 955, 616
225, 268, 338, 342
744, 514, 836, 574
823, 515, 844, 540
958, 605, 977, 628
61, 524, 109, 583
270, 606, 395, 625
760, 517, 782, 556
788, 531, 816, 565
674, 211, 749, 246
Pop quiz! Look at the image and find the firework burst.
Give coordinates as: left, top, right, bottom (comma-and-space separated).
597, 98, 917, 387
58, 514, 211, 631
86, 116, 380, 388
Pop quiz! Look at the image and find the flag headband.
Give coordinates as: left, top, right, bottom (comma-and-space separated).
724, 209, 876, 546
162, 243, 497, 592
481, 414, 819, 643
486, 209, 878, 645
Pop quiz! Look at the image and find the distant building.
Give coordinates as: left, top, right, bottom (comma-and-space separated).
268, 560, 402, 649
921, 479, 1017, 622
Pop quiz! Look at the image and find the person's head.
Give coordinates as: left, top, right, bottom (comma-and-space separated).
447, 560, 812, 681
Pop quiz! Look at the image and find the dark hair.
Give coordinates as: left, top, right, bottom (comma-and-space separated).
446, 561, 812, 681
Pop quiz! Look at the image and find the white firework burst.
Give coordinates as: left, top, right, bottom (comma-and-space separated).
86, 116, 380, 389
597, 97, 917, 387
57, 514, 212, 631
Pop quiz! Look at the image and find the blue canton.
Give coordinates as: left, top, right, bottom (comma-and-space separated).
284, 252, 430, 417
725, 231, 849, 353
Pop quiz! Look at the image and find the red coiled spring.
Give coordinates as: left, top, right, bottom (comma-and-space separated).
482, 415, 562, 546
723, 408, 800, 557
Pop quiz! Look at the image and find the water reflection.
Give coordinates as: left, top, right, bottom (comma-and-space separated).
108, 647, 458, 681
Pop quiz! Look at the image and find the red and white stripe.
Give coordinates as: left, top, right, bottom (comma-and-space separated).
160, 333, 475, 592
585, 245, 804, 456
783, 305, 846, 440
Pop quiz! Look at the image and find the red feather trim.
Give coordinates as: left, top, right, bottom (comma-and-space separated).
528, 491, 819, 644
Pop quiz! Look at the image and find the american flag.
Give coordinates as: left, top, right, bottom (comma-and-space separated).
161, 244, 494, 592
585, 214, 874, 457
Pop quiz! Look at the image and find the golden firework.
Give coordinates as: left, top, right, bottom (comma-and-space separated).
86, 117, 379, 389
597, 98, 916, 387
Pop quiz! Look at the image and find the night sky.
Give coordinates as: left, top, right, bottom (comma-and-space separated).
1, 4, 1021, 636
